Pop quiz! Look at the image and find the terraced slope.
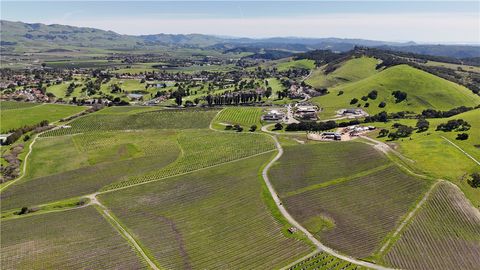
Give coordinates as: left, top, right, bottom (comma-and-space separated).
306, 57, 378, 89
1, 206, 147, 269
312, 64, 480, 117
99, 153, 311, 269
384, 182, 480, 269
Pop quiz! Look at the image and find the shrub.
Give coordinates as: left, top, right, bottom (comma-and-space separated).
350, 98, 359, 105
468, 172, 480, 188
368, 90, 378, 100
392, 90, 408, 103
273, 123, 283, 131
416, 118, 430, 132
379, 129, 389, 137
361, 96, 368, 101
364, 102, 370, 107
249, 125, 257, 132
456, 133, 469, 140
379, 101, 386, 108
338, 91, 344, 96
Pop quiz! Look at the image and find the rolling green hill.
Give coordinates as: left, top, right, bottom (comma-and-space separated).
312, 64, 480, 117
306, 57, 379, 89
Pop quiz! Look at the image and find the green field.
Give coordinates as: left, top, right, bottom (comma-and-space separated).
1, 103, 86, 132
0, 101, 41, 110
103, 129, 275, 190
1, 206, 147, 269
41, 108, 219, 136
99, 153, 311, 269
384, 182, 480, 269
276, 59, 315, 71
0, 130, 180, 210
306, 57, 379, 89
312, 64, 480, 118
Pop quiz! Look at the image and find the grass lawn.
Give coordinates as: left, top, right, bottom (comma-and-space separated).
384, 182, 480, 269
1, 104, 87, 133
99, 153, 312, 269
1, 206, 147, 269
312, 64, 480, 118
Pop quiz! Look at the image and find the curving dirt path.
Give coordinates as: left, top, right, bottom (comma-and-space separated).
261, 134, 392, 270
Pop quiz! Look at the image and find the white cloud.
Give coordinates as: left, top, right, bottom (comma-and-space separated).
45, 12, 480, 43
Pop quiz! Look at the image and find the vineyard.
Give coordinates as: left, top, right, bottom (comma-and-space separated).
281, 163, 431, 258
214, 107, 263, 128
41, 108, 219, 136
102, 129, 276, 190
1, 206, 147, 269
288, 252, 366, 270
269, 142, 389, 195
1, 131, 180, 210
1, 103, 86, 133
384, 182, 480, 269
99, 154, 312, 269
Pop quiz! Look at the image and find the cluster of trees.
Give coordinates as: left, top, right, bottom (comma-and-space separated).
66, 82, 77, 96
392, 90, 408, 103
204, 91, 265, 106
386, 123, 415, 140
225, 124, 243, 132
286, 120, 337, 132
456, 133, 469, 140
3, 120, 49, 145
349, 90, 379, 107
416, 118, 430, 132
421, 106, 475, 118
436, 119, 471, 132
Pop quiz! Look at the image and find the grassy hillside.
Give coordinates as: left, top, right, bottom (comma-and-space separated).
306, 57, 379, 89
368, 109, 480, 207
312, 64, 480, 118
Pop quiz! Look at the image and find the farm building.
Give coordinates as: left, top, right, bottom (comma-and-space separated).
263, 110, 284, 121
294, 105, 318, 120
0, 134, 12, 144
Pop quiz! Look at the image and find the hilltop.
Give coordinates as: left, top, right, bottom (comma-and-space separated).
312, 64, 480, 117
1, 20, 479, 59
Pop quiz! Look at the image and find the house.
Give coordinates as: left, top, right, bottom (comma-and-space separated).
0, 134, 11, 144
263, 109, 284, 121
295, 105, 318, 120
127, 93, 143, 101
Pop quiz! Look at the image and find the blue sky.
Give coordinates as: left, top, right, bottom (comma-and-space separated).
2, 1, 479, 43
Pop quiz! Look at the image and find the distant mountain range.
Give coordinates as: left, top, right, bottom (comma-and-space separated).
1, 20, 479, 59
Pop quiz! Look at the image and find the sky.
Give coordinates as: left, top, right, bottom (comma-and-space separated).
1, 1, 479, 44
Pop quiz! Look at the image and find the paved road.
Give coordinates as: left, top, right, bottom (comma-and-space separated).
261, 134, 392, 270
